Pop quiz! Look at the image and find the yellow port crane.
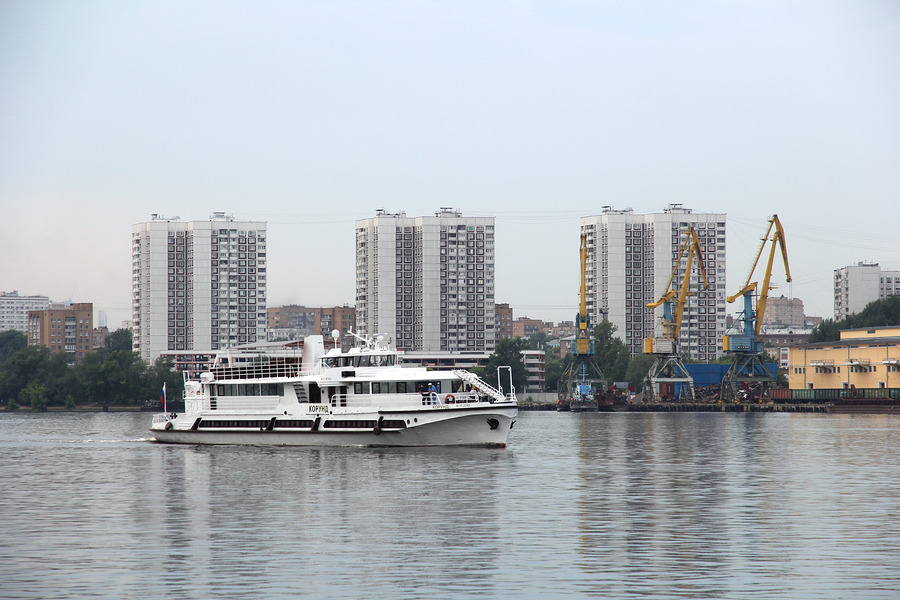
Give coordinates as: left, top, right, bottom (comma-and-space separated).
643, 227, 709, 402
558, 232, 606, 411
721, 214, 791, 402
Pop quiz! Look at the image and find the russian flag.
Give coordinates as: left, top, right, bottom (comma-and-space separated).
161, 382, 167, 412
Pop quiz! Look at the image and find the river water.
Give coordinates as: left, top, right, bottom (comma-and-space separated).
0, 411, 898, 599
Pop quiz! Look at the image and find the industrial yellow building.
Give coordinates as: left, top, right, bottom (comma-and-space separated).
789, 326, 900, 390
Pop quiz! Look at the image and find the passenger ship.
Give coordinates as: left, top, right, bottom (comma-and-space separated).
150, 331, 517, 447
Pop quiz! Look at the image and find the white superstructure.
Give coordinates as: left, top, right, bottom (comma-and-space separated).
150, 332, 517, 447
131, 213, 267, 363
581, 204, 726, 360
355, 208, 496, 353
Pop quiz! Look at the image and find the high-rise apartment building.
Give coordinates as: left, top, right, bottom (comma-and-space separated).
27, 302, 94, 361
581, 205, 726, 361
132, 213, 267, 363
355, 208, 495, 352
834, 262, 900, 320
1, 291, 50, 333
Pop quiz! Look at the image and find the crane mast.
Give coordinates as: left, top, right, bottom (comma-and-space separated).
721, 214, 791, 402
643, 227, 709, 402
575, 233, 591, 355
558, 232, 606, 411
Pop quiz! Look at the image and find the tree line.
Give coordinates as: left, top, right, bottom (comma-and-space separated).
808, 296, 900, 343
0, 329, 182, 411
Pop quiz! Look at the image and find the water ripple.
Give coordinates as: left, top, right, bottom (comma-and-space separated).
1, 412, 899, 599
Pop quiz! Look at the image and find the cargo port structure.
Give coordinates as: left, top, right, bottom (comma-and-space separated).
721, 215, 791, 402
558, 233, 606, 411
643, 227, 709, 401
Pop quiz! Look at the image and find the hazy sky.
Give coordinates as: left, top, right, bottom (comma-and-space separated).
2, 1, 899, 329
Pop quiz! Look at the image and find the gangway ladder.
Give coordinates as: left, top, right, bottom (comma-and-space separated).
452, 370, 512, 403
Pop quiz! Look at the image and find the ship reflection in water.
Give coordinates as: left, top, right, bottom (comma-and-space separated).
0, 411, 898, 599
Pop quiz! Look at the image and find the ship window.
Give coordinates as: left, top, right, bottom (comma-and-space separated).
273, 420, 315, 429
323, 420, 378, 429
354, 382, 370, 395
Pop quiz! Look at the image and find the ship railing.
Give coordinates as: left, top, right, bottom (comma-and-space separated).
152, 414, 171, 425
210, 363, 311, 381
329, 391, 486, 409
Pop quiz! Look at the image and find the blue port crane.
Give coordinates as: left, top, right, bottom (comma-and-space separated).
643, 227, 709, 401
721, 214, 791, 402
558, 233, 606, 411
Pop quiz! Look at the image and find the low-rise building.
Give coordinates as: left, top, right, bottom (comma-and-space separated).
548, 321, 575, 340
27, 302, 94, 361
512, 317, 543, 338
788, 326, 900, 390
495, 303, 513, 339
759, 329, 813, 368
267, 305, 356, 351
92, 326, 109, 350
521, 350, 546, 393
762, 295, 806, 329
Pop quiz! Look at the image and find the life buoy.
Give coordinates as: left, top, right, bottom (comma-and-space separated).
445, 394, 455, 404
164, 421, 173, 431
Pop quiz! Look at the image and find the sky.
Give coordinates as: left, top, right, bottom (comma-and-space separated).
2, 1, 899, 329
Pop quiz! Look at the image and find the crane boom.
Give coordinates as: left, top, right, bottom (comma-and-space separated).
646, 227, 709, 339
720, 214, 792, 403
642, 227, 709, 402
726, 214, 791, 335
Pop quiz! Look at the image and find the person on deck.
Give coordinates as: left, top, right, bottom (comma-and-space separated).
428, 382, 439, 405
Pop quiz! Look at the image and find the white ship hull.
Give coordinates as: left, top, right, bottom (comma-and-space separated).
151, 405, 516, 447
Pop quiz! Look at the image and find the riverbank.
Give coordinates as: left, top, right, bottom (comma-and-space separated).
518, 400, 900, 414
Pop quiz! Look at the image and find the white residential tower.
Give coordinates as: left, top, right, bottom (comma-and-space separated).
355, 208, 495, 352
132, 213, 267, 362
581, 204, 727, 361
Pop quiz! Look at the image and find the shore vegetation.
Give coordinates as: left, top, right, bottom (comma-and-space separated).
0, 329, 183, 410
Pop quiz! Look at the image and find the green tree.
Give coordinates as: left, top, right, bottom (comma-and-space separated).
20, 381, 47, 412
105, 328, 133, 352
593, 321, 630, 382
543, 351, 564, 393
0, 346, 53, 403
809, 296, 900, 343
147, 355, 183, 405
0, 330, 27, 367
625, 353, 656, 392
528, 331, 551, 350
473, 337, 530, 393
